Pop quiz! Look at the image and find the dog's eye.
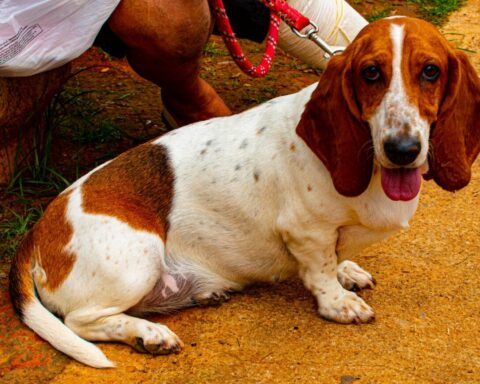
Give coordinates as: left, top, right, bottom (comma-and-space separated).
422, 64, 440, 81
362, 65, 381, 82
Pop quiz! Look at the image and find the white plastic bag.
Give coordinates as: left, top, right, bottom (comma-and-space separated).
0, 0, 120, 77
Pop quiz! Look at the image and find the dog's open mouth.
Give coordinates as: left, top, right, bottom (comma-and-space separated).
380, 167, 421, 201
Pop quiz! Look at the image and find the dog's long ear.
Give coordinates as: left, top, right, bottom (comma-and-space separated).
424, 50, 480, 191
296, 52, 372, 197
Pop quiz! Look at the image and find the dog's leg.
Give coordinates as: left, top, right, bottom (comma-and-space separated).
65, 309, 183, 355
283, 227, 375, 324
335, 225, 397, 291
108, 0, 231, 126
337, 260, 375, 291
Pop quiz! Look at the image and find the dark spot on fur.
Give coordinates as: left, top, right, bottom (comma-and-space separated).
200, 148, 207, 155
253, 170, 260, 182
290, 143, 296, 151
307, 185, 312, 191
235, 164, 241, 171
239, 139, 248, 149
257, 126, 266, 135
206, 140, 213, 146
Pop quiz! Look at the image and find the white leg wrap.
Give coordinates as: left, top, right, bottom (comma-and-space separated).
279, 0, 368, 69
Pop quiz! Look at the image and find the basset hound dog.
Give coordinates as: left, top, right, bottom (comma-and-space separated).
9, 17, 480, 368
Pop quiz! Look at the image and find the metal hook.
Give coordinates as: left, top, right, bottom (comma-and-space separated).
292, 21, 345, 60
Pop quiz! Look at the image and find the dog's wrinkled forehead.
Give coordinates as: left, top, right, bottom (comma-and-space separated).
344, 17, 451, 121
352, 16, 448, 56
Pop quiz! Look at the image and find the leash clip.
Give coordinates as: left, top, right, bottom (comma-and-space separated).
292, 21, 345, 59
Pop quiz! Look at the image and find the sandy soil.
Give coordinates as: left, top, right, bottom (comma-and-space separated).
1, 1, 480, 383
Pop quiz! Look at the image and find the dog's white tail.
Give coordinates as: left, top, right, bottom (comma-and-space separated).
9, 232, 115, 368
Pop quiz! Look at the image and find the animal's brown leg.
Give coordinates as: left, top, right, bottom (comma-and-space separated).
108, 0, 231, 126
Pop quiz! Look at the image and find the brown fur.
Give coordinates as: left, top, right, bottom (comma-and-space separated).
9, 231, 35, 317
82, 143, 174, 239
297, 17, 480, 196
424, 51, 480, 190
9, 191, 75, 317
32, 192, 76, 291
296, 40, 377, 197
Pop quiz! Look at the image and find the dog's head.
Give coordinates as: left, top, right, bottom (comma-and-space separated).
297, 17, 480, 200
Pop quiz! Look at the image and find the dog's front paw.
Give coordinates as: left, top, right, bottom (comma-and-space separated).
132, 322, 183, 355
337, 260, 375, 291
318, 290, 375, 324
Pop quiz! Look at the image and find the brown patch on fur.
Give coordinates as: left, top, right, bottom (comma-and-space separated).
9, 191, 76, 312
296, 50, 373, 197
82, 143, 174, 239
289, 143, 296, 151
34, 192, 76, 291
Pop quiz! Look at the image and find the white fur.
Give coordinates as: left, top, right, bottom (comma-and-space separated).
32, 83, 419, 367
22, 299, 115, 368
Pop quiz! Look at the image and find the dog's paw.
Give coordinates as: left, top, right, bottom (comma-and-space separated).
132, 322, 183, 355
193, 291, 231, 307
318, 290, 375, 324
337, 260, 375, 291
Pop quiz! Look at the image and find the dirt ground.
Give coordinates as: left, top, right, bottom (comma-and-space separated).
1, 0, 480, 383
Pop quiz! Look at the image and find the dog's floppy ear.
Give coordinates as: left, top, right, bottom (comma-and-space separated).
424, 50, 480, 191
296, 52, 372, 197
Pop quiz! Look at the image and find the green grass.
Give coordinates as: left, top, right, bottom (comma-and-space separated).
6, 93, 72, 198
241, 86, 278, 104
366, 8, 392, 22
0, 206, 44, 261
408, 0, 463, 25
204, 41, 226, 57
362, 0, 462, 24
55, 86, 124, 145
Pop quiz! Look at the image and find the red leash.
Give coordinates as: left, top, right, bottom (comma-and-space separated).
210, 0, 311, 78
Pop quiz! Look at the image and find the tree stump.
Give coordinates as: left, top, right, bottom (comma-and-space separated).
0, 64, 71, 185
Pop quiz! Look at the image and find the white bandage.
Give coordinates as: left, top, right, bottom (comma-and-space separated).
278, 0, 367, 69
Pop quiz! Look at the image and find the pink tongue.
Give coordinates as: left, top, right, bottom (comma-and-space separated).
380, 167, 421, 201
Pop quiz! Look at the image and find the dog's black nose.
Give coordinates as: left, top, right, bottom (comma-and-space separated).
383, 137, 421, 166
